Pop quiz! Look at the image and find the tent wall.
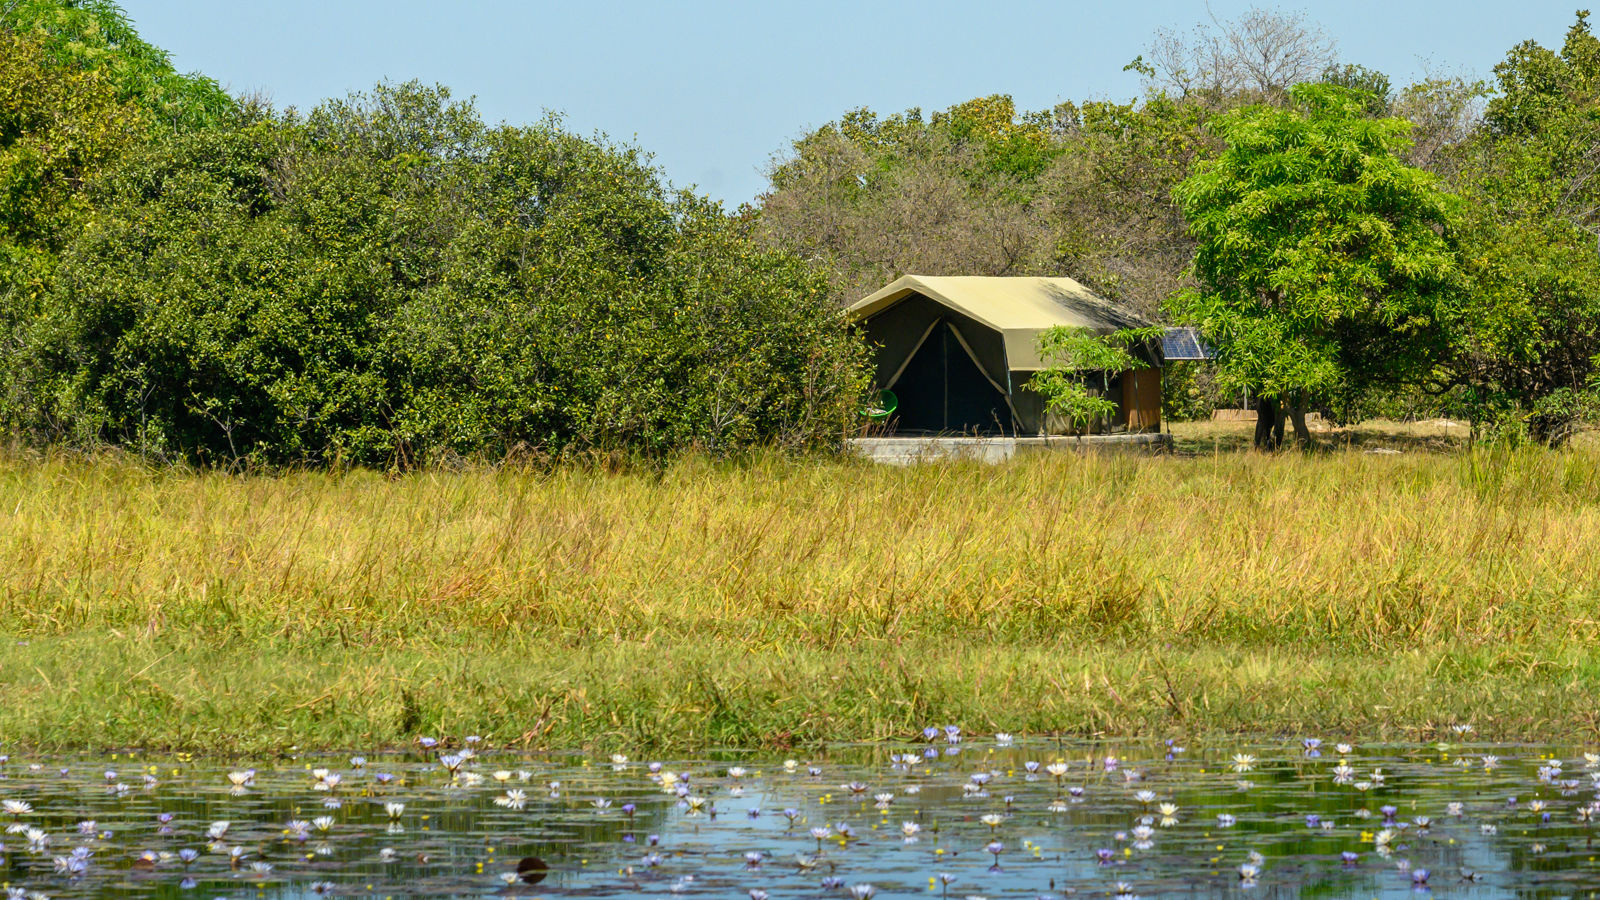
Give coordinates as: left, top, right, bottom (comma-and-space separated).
861, 294, 942, 388
891, 324, 1013, 434
861, 294, 1010, 393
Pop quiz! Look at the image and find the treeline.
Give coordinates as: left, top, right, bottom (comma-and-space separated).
758, 9, 1600, 445
7, 2, 1600, 462
0, 1, 865, 466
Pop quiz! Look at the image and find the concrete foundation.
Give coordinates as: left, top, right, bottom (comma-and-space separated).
848, 432, 1172, 465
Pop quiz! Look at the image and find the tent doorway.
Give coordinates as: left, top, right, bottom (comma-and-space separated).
889, 320, 1013, 434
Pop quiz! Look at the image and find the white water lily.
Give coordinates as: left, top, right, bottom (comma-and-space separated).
493, 790, 527, 810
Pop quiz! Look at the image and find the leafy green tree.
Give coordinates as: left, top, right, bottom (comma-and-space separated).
0, 27, 146, 424
1320, 63, 1392, 116
2, 0, 233, 132
0, 1, 236, 430
16, 82, 866, 464
1169, 83, 1462, 449
1439, 12, 1600, 444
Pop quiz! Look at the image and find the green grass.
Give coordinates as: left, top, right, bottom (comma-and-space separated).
3, 421, 1600, 752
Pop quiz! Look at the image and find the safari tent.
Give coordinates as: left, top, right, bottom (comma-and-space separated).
847, 275, 1163, 436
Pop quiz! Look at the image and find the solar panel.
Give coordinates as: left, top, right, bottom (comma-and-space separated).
1161, 327, 1215, 361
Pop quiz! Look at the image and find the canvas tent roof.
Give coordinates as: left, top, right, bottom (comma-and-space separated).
846, 275, 1149, 371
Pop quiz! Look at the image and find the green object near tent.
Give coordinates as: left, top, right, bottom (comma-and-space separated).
863, 389, 898, 420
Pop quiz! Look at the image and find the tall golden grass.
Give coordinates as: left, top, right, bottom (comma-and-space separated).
2, 423, 1599, 750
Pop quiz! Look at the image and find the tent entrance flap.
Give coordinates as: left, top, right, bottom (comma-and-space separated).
887, 320, 1013, 434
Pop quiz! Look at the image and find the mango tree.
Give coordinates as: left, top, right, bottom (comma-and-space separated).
1169, 83, 1462, 449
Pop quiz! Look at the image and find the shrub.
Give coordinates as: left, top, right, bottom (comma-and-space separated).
12, 83, 867, 465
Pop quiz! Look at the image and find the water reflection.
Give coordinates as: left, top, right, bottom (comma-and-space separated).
0, 737, 1598, 897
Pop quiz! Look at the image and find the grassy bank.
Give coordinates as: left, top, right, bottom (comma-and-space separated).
3, 422, 1600, 752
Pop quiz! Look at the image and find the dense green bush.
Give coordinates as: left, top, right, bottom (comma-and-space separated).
10, 83, 867, 465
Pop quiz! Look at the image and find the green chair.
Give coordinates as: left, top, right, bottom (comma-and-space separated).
862, 389, 898, 421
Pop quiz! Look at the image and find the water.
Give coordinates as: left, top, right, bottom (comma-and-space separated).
2, 735, 1599, 898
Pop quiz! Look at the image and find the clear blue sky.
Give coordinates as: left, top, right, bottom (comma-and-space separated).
123, 1, 1582, 205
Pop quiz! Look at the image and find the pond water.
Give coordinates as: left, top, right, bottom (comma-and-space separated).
2, 732, 1599, 898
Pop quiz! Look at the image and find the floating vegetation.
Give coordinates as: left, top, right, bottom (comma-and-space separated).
1, 732, 1598, 897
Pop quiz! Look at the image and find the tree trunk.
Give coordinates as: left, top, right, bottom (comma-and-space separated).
1254, 396, 1282, 450
1289, 395, 1311, 448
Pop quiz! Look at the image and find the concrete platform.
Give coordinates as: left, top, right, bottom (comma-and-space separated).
849, 432, 1172, 465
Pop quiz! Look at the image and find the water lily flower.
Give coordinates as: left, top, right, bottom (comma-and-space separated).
849, 883, 877, 900
986, 840, 1004, 867
979, 813, 1004, 830
1231, 754, 1256, 773
494, 790, 527, 810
